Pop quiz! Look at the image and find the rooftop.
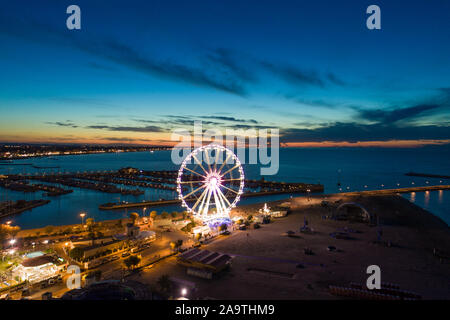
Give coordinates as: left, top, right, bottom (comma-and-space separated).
21, 255, 56, 267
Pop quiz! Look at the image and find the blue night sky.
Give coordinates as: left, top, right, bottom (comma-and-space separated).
0, 0, 449, 146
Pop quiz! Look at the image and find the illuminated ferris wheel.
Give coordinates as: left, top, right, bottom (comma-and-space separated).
176, 144, 244, 222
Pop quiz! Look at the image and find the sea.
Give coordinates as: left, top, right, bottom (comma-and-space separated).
1, 145, 449, 229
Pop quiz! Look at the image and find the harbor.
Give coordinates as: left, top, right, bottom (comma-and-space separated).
0, 148, 449, 229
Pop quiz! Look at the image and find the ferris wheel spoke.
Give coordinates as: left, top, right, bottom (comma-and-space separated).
192, 187, 208, 211
217, 187, 232, 207
221, 164, 240, 177
204, 150, 213, 173
217, 153, 232, 174
183, 167, 207, 179
179, 180, 203, 184
220, 184, 240, 194
197, 187, 210, 214
192, 154, 209, 175
202, 187, 213, 215
213, 149, 221, 172
220, 178, 242, 182
216, 187, 230, 212
182, 184, 206, 199
212, 188, 224, 215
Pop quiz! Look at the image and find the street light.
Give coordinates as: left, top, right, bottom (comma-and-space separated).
9, 239, 16, 245
181, 288, 187, 296
80, 212, 86, 225
6, 220, 12, 225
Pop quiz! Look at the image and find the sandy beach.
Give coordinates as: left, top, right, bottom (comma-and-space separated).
10, 192, 450, 300
123, 193, 450, 299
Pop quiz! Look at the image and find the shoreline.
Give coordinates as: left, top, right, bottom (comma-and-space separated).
15, 191, 449, 237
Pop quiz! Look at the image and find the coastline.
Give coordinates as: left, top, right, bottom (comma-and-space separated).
16, 192, 449, 237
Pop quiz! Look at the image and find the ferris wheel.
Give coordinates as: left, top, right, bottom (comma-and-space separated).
176, 144, 244, 222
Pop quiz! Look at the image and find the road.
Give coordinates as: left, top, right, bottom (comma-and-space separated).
16, 228, 192, 299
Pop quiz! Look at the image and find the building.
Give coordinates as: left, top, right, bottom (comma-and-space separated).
126, 223, 140, 238
80, 240, 123, 259
177, 248, 232, 277
271, 210, 288, 218
12, 254, 65, 283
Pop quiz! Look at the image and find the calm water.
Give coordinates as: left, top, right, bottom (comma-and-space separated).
1, 146, 449, 228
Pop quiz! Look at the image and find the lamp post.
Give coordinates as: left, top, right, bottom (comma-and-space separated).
80, 212, 86, 226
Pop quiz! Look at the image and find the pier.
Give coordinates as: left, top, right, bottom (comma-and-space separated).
336, 185, 450, 196
405, 172, 450, 180
0, 199, 50, 218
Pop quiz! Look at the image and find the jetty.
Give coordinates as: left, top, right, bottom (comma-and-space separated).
336, 185, 450, 196
0, 199, 50, 218
405, 172, 450, 180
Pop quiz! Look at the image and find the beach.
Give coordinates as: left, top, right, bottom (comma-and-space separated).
120, 193, 450, 299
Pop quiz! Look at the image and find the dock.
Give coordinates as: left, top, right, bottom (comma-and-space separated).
335, 185, 450, 196
405, 172, 450, 180
0, 199, 50, 218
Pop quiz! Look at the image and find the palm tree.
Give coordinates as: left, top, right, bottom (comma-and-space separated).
123, 255, 141, 270
86, 218, 95, 231
129, 212, 139, 225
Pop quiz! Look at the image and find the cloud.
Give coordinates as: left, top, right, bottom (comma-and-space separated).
227, 124, 279, 130
199, 116, 258, 124
98, 41, 247, 96
283, 94, 339, 108
204, 48, 256, 82
86, 125, 167, 133
280, 122, 450, 143
326, 72, 347, 86
260, 61, 325, 87
161, 116, 222, 126
355, 104, 443, 124
355, 88, 450, 124
0, 16, 247, 97
102, 137, 154, 142
45, 121, 78, 128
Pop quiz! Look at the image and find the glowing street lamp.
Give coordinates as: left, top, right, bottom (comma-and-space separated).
9, 239, 16, 245
181, 288, 187, 296
6, 220, 12, 225
80, 212, 86, 225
